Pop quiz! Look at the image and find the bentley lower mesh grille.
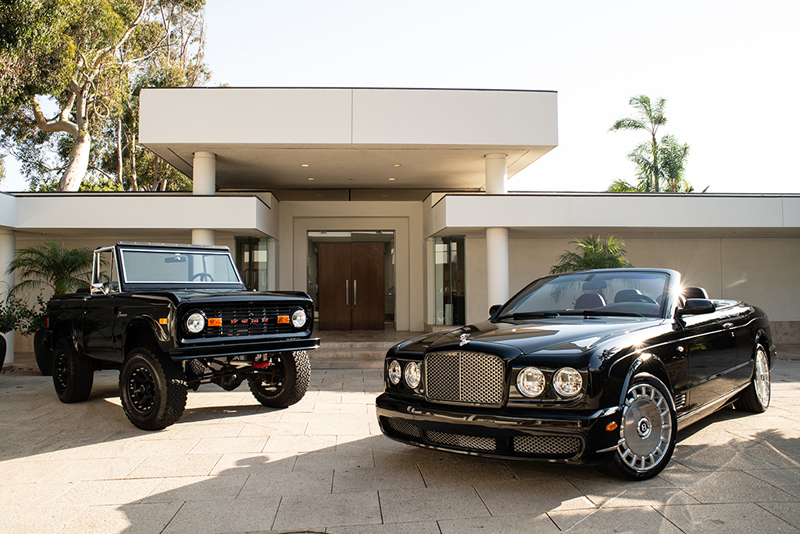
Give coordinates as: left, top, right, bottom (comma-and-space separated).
426, 430, 496, 451
424, 351, 504, 406
384, 417, 422, 439
512, 435, 582, 457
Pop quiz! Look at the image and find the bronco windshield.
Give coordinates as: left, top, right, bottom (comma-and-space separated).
497, 271, 671, 320
119, 248, 242, 286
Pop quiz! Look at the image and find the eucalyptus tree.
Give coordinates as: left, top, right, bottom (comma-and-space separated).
0, 0, 207, 192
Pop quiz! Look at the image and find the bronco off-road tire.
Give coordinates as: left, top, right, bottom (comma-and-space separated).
120, 347, 187, 430
248, 350, 310, 408
53, 339, 94, 403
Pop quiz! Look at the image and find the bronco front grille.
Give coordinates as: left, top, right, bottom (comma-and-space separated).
424, 351, 505, 406
194, 305, 299, 338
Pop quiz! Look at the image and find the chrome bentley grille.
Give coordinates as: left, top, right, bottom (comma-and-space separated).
194, 305, 298, 338
424, 351, 505, 406
512, 435, 582, 457
426, 430, 496, 451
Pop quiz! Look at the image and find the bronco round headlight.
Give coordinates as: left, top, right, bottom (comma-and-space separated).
388, 360, 402, 385
291, 309, 307, 328
553, 367, 583, 397
405, 361, 421, 389
185, 312, 206, 334
516, 367, 545, 397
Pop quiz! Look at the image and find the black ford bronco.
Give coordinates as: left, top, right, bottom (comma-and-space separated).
45, 242, 319, 430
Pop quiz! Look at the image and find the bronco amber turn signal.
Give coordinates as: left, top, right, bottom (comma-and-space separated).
277, 315, 290, 324
606, 422, 619, 432
208, 318, 222, 327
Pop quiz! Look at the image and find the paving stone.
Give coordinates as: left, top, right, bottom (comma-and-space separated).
272, 491, 381, 531
662, 502, 800, 533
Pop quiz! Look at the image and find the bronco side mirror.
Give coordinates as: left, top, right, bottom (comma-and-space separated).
91, 282, 108, 295
676, 298, 715, 318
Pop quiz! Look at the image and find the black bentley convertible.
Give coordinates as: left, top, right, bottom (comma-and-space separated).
376, 268, 772, 480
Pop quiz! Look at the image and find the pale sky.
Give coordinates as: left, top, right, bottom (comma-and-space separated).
3, 0, 798, 193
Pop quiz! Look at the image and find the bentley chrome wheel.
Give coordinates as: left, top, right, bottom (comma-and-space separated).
618, 382, 673, 473
754, 346, 770, 408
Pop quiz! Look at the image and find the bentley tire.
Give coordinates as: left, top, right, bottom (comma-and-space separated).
248, 351, 310, 408
601, 374, 677, 480
53, 339, 94, 403
735, 343, 770, 413
120, 347, 187, 430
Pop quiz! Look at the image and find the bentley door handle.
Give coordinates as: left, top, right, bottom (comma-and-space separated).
345, 280, 349, 306
354, 280, 358, 306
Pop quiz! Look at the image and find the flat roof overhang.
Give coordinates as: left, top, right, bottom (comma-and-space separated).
139, 88, 558, 191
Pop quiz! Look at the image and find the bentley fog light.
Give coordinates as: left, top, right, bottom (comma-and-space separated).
388, 360, 402, 385
517, 367, 545, 397
553, 367, 583, 397
185, 312, 206, 334
405, 361, 421, 389
291, 309, 307, 328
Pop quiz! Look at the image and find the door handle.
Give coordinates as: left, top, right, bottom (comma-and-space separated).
723, 322, 734, 329
345, 280, 349, 306
354, 279, 357, 306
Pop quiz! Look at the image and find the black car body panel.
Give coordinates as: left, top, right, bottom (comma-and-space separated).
377, 268, 773, 478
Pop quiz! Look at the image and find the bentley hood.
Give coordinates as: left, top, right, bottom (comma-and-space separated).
396, 318, 662, 357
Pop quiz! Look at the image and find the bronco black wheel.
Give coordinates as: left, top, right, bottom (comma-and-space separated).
735, 343, 770, 413
52, 339, 94, 403
248, 351, 310, 408
601, 374, 677, 480
120, 347, 187, 430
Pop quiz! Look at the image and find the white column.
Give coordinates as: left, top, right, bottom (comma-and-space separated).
0, 230, 16, 364
485, 153, 509, 306
485, 153, 508, 194
192, 151, 216, 245
486, 227, 509, 306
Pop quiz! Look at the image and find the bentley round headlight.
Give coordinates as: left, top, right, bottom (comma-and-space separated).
291, 309, 307, 328
405, 361, 421, 389
185, 312, 206, 334
388, 360, 402, 385
553, 367, 583, 397
516, 367, 545, 397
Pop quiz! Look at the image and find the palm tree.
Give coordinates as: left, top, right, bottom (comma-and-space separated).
610, 95, 667, 193
550, 235, 634, 274
6, 241, 94, 296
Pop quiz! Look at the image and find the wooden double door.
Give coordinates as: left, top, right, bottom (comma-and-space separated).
318, 242, 385, 330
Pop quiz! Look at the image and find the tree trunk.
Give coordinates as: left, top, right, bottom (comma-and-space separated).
130, 131, 138, 191
116, 118, 124, 187
58, 131, 91, 191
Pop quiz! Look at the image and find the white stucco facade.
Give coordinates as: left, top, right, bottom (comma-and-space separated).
2, 87, 799, 364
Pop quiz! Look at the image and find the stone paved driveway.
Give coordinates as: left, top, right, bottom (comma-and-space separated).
1, 361, 799, 534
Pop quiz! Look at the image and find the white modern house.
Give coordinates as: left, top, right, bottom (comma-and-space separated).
1, 88, 799, 363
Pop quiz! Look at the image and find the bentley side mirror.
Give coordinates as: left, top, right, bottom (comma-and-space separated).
489, 304, 502, 317
676, 298, 715, 318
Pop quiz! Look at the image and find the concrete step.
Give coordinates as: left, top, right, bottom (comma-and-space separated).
310, 341, 395, 369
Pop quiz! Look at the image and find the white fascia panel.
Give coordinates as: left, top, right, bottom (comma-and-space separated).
352, 89, 558, 146
433, 195, 792, 232
16, 196, 273, 234
0, 193, 16, 228
140, 88, 353, 145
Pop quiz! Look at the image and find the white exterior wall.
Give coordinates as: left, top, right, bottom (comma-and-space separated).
463, 234, 800, 342
277, 200, 425, 332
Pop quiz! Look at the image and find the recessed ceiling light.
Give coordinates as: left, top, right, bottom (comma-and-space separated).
388, 177, 396, 181
382, 194, 388, 197
307, 177, 315, 181
393, 164, 401, 167
301, 164, 310, 167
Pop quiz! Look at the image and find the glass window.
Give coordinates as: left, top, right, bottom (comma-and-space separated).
434, 236, 465, 325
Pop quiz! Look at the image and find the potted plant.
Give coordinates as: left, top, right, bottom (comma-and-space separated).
0, 296, 26, 370
5, 242, 93, 375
